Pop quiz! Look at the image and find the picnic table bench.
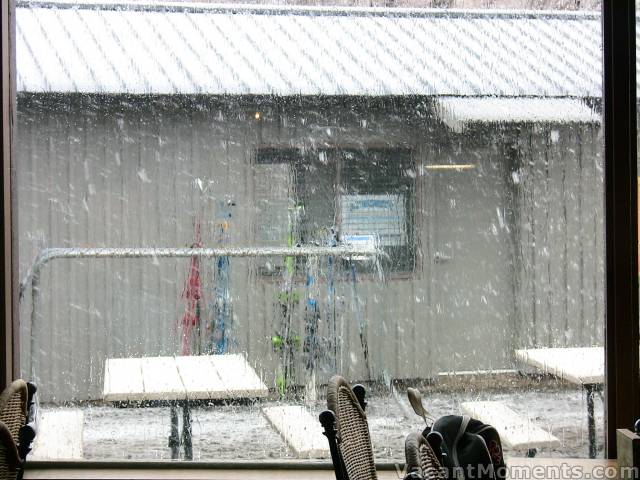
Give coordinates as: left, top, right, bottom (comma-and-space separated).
103, 354, 269, 459
30, 410, 84, 460
461, 401, 560, 457
262, 406, 329, 458
515, 347, 603, 458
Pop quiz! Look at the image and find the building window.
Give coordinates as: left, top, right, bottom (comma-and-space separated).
298, 148, 416, 273
254, 147, 416, 274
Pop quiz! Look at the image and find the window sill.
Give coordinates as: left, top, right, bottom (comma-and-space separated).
23, 457, 619, 480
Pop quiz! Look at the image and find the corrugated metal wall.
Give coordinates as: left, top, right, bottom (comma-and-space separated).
510, 124, 605, 349
15, 94, 604, 402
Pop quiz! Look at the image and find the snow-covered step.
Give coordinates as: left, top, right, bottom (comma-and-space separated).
461, 401, 560, 451
262, 405, 329, 458
30, 410, 84, 460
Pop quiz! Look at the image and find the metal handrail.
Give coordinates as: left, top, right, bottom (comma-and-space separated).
20, 244, 382, 379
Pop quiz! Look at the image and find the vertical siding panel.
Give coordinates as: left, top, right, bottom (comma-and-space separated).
509, 132, 522, 349
71, 104, 93, 400
179, 107, 194, 355
337, 271, 351, 377
531, 129, 549, 346
344, 273, 361, 381
547, 126, 567, 346
502, 137, 519, 361
98, 106, 116, 364
488, 139, 515, 368
246, 129, 257, 365
171, 107, 193, 355
577, 125, 589, 345
158, 108, 176, 358
192, 106, 221, 354
161, 112, 177, 358
244, 119, 259, 369
108, 109, 128, 361
141, 110, 163, 357
421, 142, 437, 377
509, 131, 522, 350
365, 277, 379, 381
157, 108, 179, 356
92, 106, 111, 398
229, 116, 250, 357
48, 110, 70, 401
406, 277, 418, 379
580, 125, 603, 345
520, 129, 535, 347
563, 126, 583, 347
414, 141, 432, 379
398, 279, 414, 379
428, 147, 444, 373
121, 110, 144, 357
191, 105, 209, 356
197, 107, 215, 357
526, 129, 538, 347
593, 127, 605, 344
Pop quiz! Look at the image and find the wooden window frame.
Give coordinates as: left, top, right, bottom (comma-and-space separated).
1, 0, 638, 461
0, 0, 16, 389
602, 0, 640, 458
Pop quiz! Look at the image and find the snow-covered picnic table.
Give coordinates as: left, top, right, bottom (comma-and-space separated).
515, 347, 603, 458
103, 354, 269, 459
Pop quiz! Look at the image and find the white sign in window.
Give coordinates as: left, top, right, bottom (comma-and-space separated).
339, 194, 406, 247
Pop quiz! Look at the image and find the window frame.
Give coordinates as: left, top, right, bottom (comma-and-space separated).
1, 0, 638, 462
1, 0, 17, 389
602, 0, 640, 457
253, 144, 421, 278
295, 146, 418, 274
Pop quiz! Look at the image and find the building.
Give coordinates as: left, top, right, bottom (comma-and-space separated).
16, 1, 604, 401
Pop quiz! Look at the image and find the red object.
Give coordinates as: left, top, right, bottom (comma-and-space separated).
178, 222, 203, 355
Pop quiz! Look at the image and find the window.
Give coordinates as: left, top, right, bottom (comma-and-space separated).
6, 0, 636, 466
256, 146, 416, 274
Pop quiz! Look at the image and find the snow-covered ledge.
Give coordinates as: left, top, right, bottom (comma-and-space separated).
435, 96, 601, 133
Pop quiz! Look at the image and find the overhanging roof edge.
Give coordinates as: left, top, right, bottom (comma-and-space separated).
435, 96, 602, 133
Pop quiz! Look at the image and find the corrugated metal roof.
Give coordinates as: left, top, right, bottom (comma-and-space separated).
436, 97, 600, 131
16, 1, 605, 97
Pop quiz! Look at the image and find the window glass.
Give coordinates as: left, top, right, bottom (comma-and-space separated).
16, 0, 605, 463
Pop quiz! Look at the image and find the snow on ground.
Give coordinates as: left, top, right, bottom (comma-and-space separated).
69, 380, 605, 461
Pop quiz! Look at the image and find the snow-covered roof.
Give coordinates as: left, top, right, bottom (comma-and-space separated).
436, 97, 600, 131
17, 1, 604, 97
